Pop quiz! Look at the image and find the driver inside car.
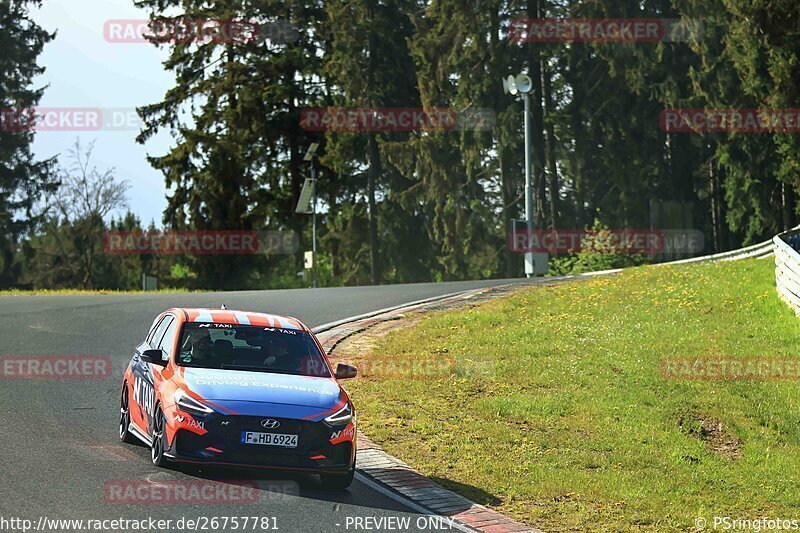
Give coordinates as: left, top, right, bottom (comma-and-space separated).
262, 337, 300, 372
179, 327, 214, 364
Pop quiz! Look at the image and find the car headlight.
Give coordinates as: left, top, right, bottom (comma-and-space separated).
324, 403, 353, 425
173, 389, 214, 415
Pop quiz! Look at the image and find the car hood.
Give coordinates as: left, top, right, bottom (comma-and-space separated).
172, 367, 342, 409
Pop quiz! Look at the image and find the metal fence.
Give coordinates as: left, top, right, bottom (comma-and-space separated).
666, 236, 774, 265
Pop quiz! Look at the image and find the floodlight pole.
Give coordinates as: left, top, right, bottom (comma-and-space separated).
523, 93, 534, 278
302, 142, 320, 289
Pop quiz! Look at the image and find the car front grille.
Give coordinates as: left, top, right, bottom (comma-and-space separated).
208, 415, 328, 453
173, 414, 351, 469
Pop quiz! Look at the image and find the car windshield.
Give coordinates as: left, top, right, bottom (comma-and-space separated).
176, 323, 331, 378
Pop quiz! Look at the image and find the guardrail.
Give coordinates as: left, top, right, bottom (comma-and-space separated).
665, 236, 774, 265
774, 228, 800, 315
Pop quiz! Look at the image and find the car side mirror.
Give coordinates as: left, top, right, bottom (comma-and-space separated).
335, 363, 357, 379
140, 349, 167, 366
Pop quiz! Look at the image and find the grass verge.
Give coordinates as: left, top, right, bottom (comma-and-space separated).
0, 288, 193, 296
343, 258, 800, 531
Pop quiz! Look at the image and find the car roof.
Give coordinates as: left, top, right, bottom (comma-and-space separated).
166, 308, 307, 331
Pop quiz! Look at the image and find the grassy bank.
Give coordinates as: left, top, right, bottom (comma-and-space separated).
344, 258, 800, 531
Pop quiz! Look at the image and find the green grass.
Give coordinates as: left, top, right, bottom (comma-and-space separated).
0, 288, 193, 296
344, 258, 800, 531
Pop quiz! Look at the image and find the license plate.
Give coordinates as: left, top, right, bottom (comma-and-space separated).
241, 431, 298, 448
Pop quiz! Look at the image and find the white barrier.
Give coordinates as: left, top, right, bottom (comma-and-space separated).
665, 236, 774, 265
774, 229, 800, 314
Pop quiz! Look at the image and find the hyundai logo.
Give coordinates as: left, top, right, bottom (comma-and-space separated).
261, 419, 280, 429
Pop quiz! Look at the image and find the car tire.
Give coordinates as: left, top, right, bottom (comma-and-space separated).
320, 466, 355, 490
119, 384, 136, 444
151, 406, 168, 467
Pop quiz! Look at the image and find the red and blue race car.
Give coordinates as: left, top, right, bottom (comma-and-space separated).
119, 307, 358, 489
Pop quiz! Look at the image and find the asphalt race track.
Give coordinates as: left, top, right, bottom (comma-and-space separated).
0, 278, 534, 533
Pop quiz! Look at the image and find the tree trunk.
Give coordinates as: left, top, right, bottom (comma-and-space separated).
543, 62, 558, 230
365, 0, 380, 285
782, 181, 797, 231
289, 133, 304, 277
526, 0, 547, 230
489, 5, 517, 277
709, 158, 720, 252
330, 171, 341, 278
367, 132, 380, 284
499, 152, 518, 278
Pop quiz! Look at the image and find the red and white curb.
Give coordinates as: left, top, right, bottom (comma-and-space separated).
314, 288, 542, 533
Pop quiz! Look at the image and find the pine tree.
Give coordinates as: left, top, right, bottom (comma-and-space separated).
322, 0, 422, 284
0, 0, 57, 286
134, 0, 324, 288
722, 0, 800, 238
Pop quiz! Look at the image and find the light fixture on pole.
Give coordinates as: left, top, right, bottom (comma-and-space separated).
502, 73, 536, 278
297, 142, 320, 288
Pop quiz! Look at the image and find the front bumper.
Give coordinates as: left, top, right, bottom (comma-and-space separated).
163, 412, 356, 473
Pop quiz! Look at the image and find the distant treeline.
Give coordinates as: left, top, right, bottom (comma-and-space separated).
2, 0, 799, 290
